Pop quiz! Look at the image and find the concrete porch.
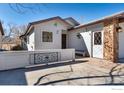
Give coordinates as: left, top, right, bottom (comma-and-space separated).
0, 57, 124, 85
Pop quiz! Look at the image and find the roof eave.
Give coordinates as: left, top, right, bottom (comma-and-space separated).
21, 16, 72, 37
69, 11, 124, 31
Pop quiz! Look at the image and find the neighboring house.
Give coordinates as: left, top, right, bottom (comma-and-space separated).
1, 36, 21, 50
0, 21, 4, 49
69, 11, 124, 63
21, 11, 124, 63
21, 16, 80, 51
0, 21, 22, 51
64, 17, 80, 26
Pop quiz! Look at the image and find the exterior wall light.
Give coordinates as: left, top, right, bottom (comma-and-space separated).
116, 26, 123, 32
77, 33, 81, 39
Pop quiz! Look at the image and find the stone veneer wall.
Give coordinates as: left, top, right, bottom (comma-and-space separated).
103, 19, 118, 62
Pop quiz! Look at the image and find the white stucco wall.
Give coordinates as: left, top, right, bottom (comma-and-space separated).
0, 49, 75, 71
80, 31, 92, 56
68, 23, 104, 58
68, 28, 87, 51
27, 31, 35, 51
33, 19, 69, 50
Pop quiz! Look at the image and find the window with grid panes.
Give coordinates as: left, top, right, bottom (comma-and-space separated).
42, 31, 53, 42
94, 32, 102, 45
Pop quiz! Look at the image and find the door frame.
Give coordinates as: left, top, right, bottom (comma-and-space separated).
62, 34, 67, 49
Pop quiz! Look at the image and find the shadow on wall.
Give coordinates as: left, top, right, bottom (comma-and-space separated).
80, 33, 90, 57
21, 41, 28, 50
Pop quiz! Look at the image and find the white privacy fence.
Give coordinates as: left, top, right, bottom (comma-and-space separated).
0, 49, 75, 71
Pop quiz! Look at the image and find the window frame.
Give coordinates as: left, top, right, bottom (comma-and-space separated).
42, 31, 53, 42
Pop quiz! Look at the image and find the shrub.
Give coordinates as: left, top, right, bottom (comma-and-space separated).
11, 45, 24, 51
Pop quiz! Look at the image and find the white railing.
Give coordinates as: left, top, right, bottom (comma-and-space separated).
0, 49, 75, 71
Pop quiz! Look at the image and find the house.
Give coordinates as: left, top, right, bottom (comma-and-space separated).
21, 11, 124, 63
68, 11, 124, 63
21, 16, 80, 51
0, 21, 21, 51
0, 21, 4, 49
1, 36, 21, 50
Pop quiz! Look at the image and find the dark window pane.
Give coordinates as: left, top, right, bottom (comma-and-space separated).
94, 32, 102, 45
42, 32, 53, 42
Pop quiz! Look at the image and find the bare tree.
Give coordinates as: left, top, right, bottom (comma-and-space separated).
7, 3, 48, 36
0, 20, 7, 36
7, 23, 27, 37
9, 3, 47, 14
7, 23, 16, 37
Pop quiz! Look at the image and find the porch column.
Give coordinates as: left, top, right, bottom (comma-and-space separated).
103, 18, 119, 63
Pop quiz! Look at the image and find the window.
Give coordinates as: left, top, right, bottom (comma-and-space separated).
42, 31, 53, 42
94, 32, 102, 45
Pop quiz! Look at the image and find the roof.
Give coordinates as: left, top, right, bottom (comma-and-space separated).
69, 11, 124, 31
64, 17, 80, 26
30, 16, 71, 25
0, 21, 4, 35
22, 16, 72, 36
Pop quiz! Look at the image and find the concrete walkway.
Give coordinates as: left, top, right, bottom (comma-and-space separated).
0, 58, 124, 85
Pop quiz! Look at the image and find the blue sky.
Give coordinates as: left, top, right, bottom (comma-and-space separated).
0, 3, 124, 27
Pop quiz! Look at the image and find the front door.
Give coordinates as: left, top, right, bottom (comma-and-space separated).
62, 34, 66, 49
93, 31, 103, 58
